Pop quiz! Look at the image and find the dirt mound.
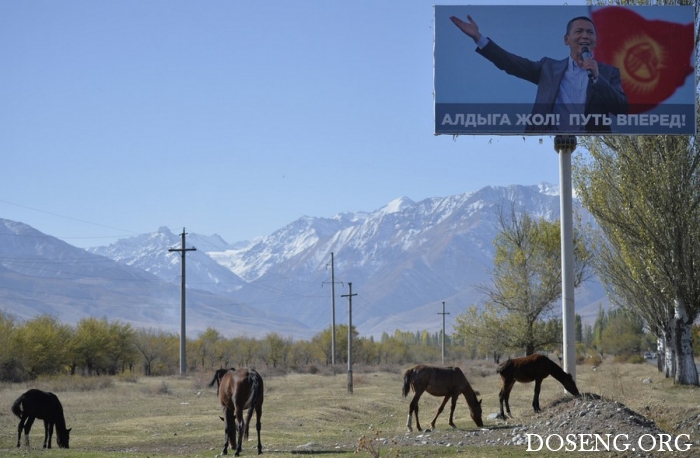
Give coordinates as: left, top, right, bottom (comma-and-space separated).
388, 393, 699, 456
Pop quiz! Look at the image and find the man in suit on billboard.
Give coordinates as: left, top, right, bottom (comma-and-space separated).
450, 14, 628, 133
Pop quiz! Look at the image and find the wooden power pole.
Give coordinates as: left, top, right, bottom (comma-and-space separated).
438, 301, 450, 364
168, 228, 196, 376
342, 282, 357, 394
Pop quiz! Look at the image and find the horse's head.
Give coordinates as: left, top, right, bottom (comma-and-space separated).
470, 398, 484, 427
564, 373, 581, 397
57, 427, 71, 449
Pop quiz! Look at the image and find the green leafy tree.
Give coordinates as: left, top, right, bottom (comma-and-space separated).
456, 208, 590, 355
573, 0, 699, 386
0, 312, 24, 381
261, 333, 290, 368
105, 321, 137, 374
575, 130, 700, 385
70, 317, 112, 375
15, 315, 73, 377
312, 325, 358, 364
600, 309, 646, 357
194, 327, 224, 370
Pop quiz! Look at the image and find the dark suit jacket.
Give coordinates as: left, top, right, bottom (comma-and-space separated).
477, 39, 628, 133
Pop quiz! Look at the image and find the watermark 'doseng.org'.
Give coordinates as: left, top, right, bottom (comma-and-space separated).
526, 433, 692, 453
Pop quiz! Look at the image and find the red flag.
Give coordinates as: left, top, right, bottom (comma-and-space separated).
591, 7, 694, 114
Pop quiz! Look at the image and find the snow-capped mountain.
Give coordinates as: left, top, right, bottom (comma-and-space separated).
0, 220, 308, 338
0, 184, 607, 340
88, 227, 247, 296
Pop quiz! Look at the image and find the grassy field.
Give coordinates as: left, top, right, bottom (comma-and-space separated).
0, 359, 697, 457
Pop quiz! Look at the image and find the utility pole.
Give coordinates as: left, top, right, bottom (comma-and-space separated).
329, 253, 337, 373
168, 228, 196, 377
438, 301, 450, 364
323, 253, 343, 375
554, 136, 577, 387
341, 282, 357, 394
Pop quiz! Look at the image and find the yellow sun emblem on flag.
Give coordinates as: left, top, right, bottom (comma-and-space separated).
611, 34, 667, 96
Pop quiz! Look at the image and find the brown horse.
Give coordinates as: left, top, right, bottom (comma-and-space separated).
12, 389, 71, 449
208, 368, 264, 456
402, 365, 483, 431
497, 353, 580, 419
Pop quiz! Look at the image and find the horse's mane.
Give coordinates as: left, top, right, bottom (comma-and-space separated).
542, 356, 569, 381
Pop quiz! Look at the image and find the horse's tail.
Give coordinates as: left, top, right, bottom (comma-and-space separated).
207, 371, 220, 389
244, 370, 263, 440
11, 394, 23, 419
402, 368, 414, 397
207, 368, 234, 393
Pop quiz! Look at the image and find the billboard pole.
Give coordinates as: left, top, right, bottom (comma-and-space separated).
554, 136, 577, 387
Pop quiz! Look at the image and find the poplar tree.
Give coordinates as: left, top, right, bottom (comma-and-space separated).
576, 0, 700, 389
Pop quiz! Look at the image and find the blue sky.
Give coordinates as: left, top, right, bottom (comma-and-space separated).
1, 0, 594, 249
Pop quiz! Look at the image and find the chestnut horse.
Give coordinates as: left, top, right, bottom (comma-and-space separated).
208, 368, 264, 456
12, 389, 71, 449
497, 353, 580, 419
402, 365, 483, 431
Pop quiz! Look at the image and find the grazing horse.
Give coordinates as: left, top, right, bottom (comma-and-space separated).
208, 368, 264, 456
497, 353, 581, 419
12, 389, 71, 449
402, 365, 483, 431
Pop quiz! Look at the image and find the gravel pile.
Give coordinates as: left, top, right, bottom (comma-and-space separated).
380, 393, 699, 457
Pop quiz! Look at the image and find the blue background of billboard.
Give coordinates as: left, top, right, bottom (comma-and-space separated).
434, 5, 696, 135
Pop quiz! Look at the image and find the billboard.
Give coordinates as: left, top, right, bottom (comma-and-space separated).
434, 5, 696, 136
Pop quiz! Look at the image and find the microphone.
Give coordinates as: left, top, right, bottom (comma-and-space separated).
581, 47, 593, 79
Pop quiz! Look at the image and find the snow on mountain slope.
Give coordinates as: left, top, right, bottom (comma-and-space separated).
2, 183, 607, 340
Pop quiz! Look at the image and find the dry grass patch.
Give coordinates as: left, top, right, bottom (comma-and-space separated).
0, 360, 696, 457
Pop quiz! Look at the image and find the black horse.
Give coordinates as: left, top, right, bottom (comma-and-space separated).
12, 389, 71, 449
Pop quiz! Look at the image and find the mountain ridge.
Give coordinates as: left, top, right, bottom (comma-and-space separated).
1, 183, 607, 340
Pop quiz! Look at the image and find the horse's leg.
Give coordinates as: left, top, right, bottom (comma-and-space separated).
407, 389, 424, 432
23, 416, 35, 448
235, 408, 245, 457
429, 395, 450, 430
222, 408, 233, 455
254, 404, 262, 455
43, 421, 49, 448
533, 379, 543, 413
504, 380, 515, 417
447, 394, 459, 428
16, 414, 27, 447
498, 380, 515, 419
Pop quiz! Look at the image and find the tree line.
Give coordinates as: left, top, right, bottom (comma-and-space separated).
0, 312, 473, 382
3, 308, 696, 383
